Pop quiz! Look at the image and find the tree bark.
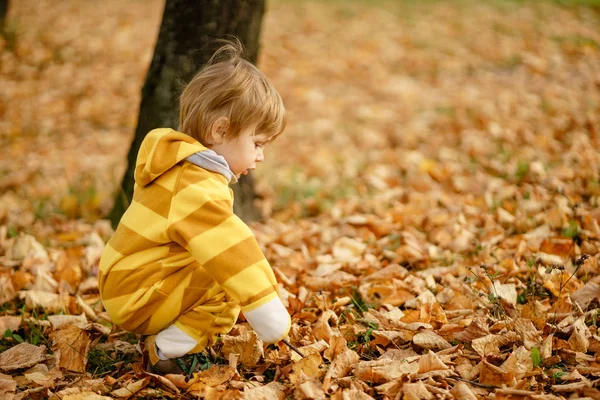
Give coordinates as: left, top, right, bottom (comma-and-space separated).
109, 0, 265, 227
0, 0, 9, 24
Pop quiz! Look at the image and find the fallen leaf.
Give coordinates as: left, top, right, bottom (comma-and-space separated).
570, 281, 600, 310
0, 343, 46, 371
354, 358, 419, 383
0, 373, 16, 398
243, 381, 285, 399
295, 376, 326, 399
332, 237, 366, 262
111, 377, 151, 398
471, 333, 516, 357
450, 382, 477, 400
289, 353, 324, 385
52, 325, 92, 373
221, 331, 263, 368
401, 381, 434, 400
0, 316, 21, 333
19, 290, 67, 313
479, 360, 514, 386
412, 331, 452, 351
568, 317, 590, 353
418, 350, 450, 373
47, 313, 88, 329
323, 349, 360, 391
500, 346, 534, 379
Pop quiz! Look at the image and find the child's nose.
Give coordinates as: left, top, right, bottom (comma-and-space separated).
256, 148, 264, 162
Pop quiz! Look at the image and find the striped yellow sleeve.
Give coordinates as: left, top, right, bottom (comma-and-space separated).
168, 167, 282, 312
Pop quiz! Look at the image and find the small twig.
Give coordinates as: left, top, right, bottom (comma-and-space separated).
282, 339, 305, 358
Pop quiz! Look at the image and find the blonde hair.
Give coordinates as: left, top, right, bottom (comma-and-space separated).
179, 40, 286, 145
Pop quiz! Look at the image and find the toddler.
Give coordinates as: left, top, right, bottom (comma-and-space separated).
98, 41, 291, 374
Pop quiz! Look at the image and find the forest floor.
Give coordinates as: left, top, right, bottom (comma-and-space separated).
1, 0, 600, 399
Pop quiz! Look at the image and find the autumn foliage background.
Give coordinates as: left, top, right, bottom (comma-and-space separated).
1, 0, 600, 399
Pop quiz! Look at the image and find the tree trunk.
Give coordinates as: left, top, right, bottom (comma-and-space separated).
109, 0, 265, 227
0, 0, 9, 24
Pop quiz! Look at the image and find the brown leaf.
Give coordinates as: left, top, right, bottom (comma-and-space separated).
0, 316, 21, 333
111, 377, 151, 398
479, 360, 514, 386
418, 350, 450, 373
323, 334, 348, 362
450, 382, 477, 400
0, 274, 17, 305
221, 331, 263, 368
289, 353, 324, 385
47, 313, 88, 329
570, 281, 600, 310
19, 290, 68, 313
23, 365, 62, 388
0, 373, 16, 398
323, 349, 360, 391
243, 382, 285, 399
540, 237, 573, 258
452, 317, 490, 342
568, 317, 590, 353
0, 343, 46, 371
401, 381, 433, 400
412, 331, 452, 351
500, 346, 534, 380
292, 340, 329, 362
471, 333, 517, 357
52, 325, 91, 373
354, 358, 419, 383
295, 377, 326, 399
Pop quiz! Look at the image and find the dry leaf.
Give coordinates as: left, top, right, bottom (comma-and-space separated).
418, 350, 450, 373
479, 360, 514, 386
0, 343, 46, 371
401, 381, 433, 400
450, 382, 477, 400
52, 325, 91, 373
289, 353, 324, 385
0, 373, 16, 398
412, 331, 452, 351
332, 237, 365, 262
18, 290, 67, 313
570, 281, 600, 310
492, 281, 518, 307
500, 346, 534, 379
0, 316, 21, 333
471, 334, 516, 357
295, 377, 326, 399
0, 274, 17, 305
221, 331, 263, 368
354, 358, 419, 383
5, 234, 49, 262
568, 317, 590, 353
47, 314, 88, 330
323, 349, 360, 391
111, 377, 151, 398
243, 382, 285, 400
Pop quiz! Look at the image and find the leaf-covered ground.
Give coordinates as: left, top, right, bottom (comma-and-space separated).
1, 0, 600, 399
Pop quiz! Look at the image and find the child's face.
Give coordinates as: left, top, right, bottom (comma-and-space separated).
210, 125, 268, 179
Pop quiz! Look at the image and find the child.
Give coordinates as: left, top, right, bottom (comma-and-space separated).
98, 41, 291, 374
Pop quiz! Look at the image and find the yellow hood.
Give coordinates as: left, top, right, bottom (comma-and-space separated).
135, 128, 208, 187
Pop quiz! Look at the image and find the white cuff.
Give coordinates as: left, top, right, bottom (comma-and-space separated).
243, 297, 291, 343
155, 324, 198, 359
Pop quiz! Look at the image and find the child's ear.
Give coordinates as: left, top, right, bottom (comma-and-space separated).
210, 117, 230, 144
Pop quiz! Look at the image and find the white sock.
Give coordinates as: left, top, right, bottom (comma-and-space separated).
155, 324, 198, 359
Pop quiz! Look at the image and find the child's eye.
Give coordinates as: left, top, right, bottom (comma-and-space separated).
255, 143, 263, 149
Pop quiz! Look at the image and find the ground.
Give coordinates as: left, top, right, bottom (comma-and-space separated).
1, 0, 600, 399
